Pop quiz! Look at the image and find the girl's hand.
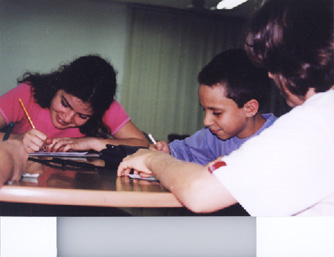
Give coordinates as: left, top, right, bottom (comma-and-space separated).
148, 141, 170, 154
46, 137, 94, 152
13, 129, 48, 153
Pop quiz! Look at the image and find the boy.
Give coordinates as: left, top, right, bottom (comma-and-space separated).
118, 0, 334, 216
152, 49, 276, 165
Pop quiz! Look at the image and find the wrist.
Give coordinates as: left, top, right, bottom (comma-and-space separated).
89, 137, 106, 152
145, 151, 173, 174
144, 150, 157, 171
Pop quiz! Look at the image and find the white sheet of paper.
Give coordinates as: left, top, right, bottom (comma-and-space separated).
128, 174, 158, 181
22, 172, 40, 178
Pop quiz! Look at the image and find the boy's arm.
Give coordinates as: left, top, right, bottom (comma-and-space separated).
169, 128, 215, 165
117, 149, 237, 213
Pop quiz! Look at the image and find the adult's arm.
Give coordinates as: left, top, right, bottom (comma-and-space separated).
117, 149, 237, 213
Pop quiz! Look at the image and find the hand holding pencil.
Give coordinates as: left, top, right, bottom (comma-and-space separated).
147, 133, 171, 154
19, 98, 35, 129
17, 98, 50, 153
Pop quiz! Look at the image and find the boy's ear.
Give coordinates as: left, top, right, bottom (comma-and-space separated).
243, 99, 259, 117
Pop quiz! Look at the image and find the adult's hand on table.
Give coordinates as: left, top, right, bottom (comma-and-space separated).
117, 149, 156, 177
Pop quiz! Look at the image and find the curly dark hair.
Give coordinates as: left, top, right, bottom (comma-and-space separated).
197, 48, 270, 111
245, 0, 334, 98
18, 55, 117, 136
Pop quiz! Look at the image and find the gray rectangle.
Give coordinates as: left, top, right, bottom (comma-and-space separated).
57, 217, 256, 257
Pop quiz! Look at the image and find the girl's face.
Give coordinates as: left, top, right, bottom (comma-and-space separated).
199, 84, 250, 140
50, 90, 93, 129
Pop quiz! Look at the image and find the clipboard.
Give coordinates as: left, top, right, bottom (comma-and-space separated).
28, 151, 100, 158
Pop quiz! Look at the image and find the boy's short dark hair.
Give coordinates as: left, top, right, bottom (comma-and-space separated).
197, 48, 270, 111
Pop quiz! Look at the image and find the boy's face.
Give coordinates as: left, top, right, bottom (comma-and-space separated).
199, 84, 250, 140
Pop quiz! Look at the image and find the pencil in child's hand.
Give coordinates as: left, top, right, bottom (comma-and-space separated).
19, 98, 35, 129
147, 133, 157, 145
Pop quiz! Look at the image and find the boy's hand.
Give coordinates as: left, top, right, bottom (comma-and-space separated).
148, 141, 170, 154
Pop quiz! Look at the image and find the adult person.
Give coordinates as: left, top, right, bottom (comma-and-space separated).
0, 55, 149, 153
0, 140, 28, 186
117, 0, 334, 216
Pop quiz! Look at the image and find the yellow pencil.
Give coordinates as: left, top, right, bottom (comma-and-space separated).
19, 98, 35, 129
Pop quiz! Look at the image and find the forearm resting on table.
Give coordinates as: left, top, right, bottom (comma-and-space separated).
48, 135, 150, 153
145, 153, 237, 213
88, 137, 149, 152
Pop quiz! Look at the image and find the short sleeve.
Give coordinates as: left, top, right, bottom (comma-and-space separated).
213, 98, 334, 216
102, 100, 131, 135
0, 83, 33, 124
